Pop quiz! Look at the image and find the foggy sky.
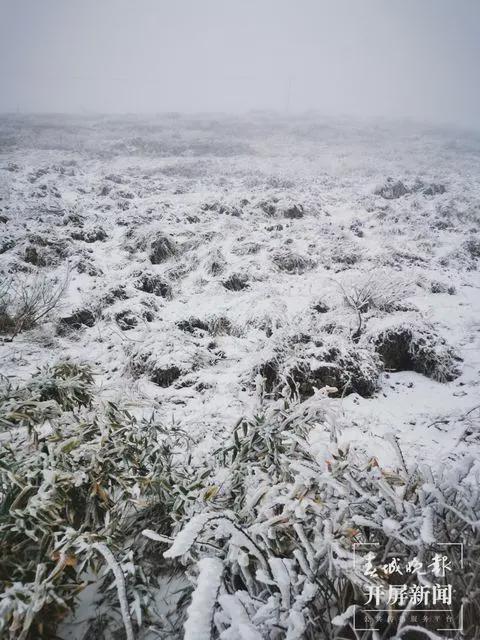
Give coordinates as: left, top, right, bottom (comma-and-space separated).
0, 0, 479, 128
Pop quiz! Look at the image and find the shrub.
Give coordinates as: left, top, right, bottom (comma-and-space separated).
338, 270, 413, 315
0, 367, 195, 639
0, 273, 68, 339
430, 280, 456, 295
29, 362, 94, 411
128, 333, 217, 387
464, 237, 480, 259
134, 272, 172, 298
177, 316, 235, 336
153, 400, 480, 640
0, 238, 15, 255
375, 178, 409, 199
205, 249, 226, 276
312, 300, 330, 313
71, 226, 108, 243
283, 204, 304, 219
1, 370, 479, 639
0, 362, 94, 432
272, 251, 316, 274
24, 245, 47, 266
115, 310, 139, 331
368, 319, 461, 382
149, 234, 176, 264
222, 274, 249, 291
336, 270, 414, 342
22, 235, 70, 267
177, 317, 210, 334
57, 308, 96, 333
258, 337, 381, 399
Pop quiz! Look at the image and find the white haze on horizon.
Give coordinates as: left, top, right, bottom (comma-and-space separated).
0, 0, 479, 130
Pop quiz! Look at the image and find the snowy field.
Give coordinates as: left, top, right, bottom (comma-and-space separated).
1, 113, 480, 638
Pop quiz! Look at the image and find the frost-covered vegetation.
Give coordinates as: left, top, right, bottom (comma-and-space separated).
1, 113, 480, 638
1, 367, 479, 639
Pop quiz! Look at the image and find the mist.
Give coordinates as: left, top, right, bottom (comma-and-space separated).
0, 0, 479, 127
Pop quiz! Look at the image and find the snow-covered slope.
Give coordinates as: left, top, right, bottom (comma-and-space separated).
1, 114, 480, 638
1, 114, 479, 464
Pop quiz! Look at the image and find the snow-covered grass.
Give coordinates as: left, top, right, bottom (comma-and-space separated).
1, 113, 480, 638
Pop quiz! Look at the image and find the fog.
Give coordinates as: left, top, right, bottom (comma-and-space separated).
0, 0, 479, 128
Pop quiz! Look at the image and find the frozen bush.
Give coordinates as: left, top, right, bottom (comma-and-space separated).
375, 178, 409, 199
201, 201, 241, 217
412, 179, 446, 196
422, 182, 446, 196
71, 225, 108, 242
128, 333, 216, 387
177, 317, 210, 333
286, 347, 380, 398
430, 280, 456, 295
0, 366, 194, 639
208, 315, 235, 336
156, 400, 480, 640
115, 309, 139, 330
283, 203, 304, 219
257, 336, 382, 399
101, 285, 128, 305
337, 270, 414, 341
177, 315, 235, 336
130, 352, 183, 387
2, 367, 479, 639
368, 318, 461, 381
22, 234, 70, 267
149, 234, 176, 264
0, 272, 67, 339
223, 273, 249, 291
24, 244, 47, 266
0, 237, 15, 254
0, 362, 94, 430
58, 307, 96, 333
232, 241, 261, 255
463, 237, 480, 259
257, 195, 312, 219
338, 270, 413, 314
312, 300, 330, 313
330, 244, 361, 267
134, 271, 172, 297
272, 250, 316, 274
29, 361, 94, 411
205, 249, 226, 276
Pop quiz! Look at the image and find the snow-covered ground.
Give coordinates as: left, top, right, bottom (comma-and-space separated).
1, 113, 480, 638
1, 113, 479, 463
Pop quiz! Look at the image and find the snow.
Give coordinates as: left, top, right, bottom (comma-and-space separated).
1, 112, 480, 638
92, 543, 134, 640
163, 513, 216, 558
331, 604, 359, 626
183, 557, 223, 640
420, 506, 436, 544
